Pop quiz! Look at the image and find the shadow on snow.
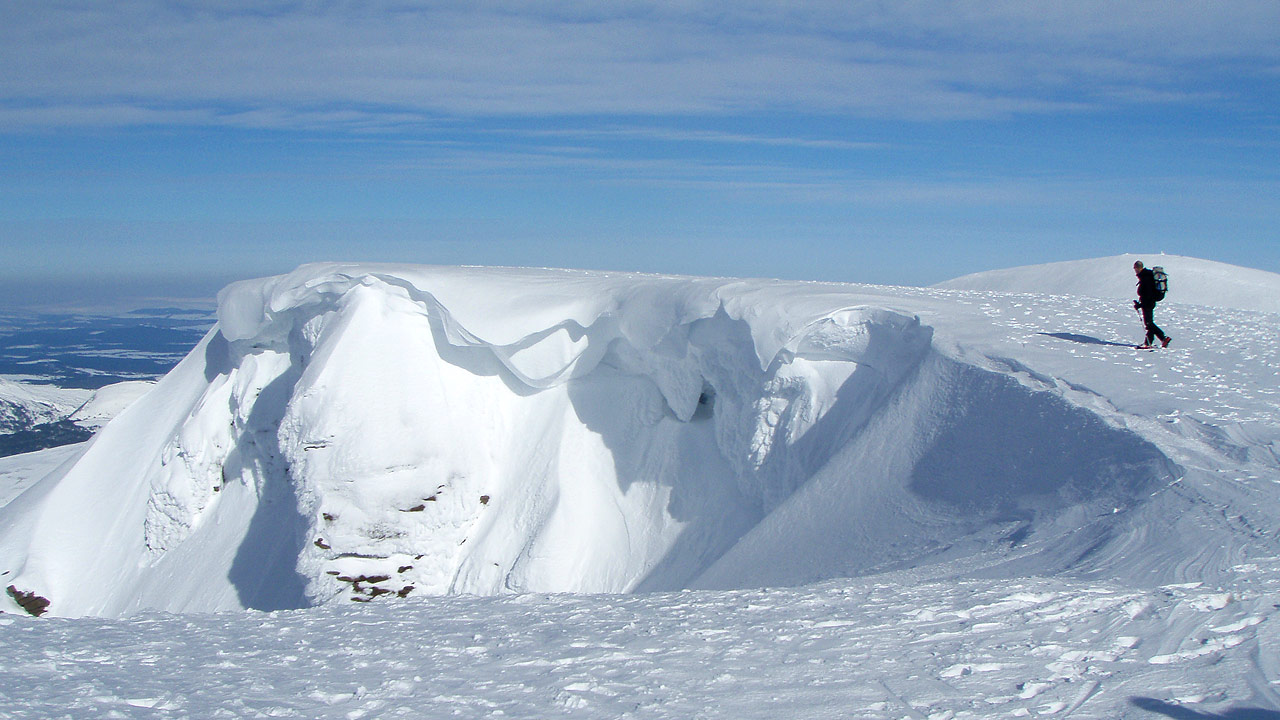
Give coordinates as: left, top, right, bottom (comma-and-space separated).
1131, 697, 1280, 719
1039, 332, 1135, 348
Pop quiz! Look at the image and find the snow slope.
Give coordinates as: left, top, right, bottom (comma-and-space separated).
0, 378, 89, 433
936, 253, 1280, 314
65, 380, 154, 429
2, 262, 1277, 621
0, 444, 83, 509
0, 379, 152, 458
1, 260, 1278, 717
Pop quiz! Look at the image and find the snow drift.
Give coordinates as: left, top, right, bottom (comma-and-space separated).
0, 264, 1195, 617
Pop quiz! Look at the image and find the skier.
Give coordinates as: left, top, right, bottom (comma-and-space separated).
1133, 260, 1171, 349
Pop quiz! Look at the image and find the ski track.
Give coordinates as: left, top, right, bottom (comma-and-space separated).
0, 565, 1277, 719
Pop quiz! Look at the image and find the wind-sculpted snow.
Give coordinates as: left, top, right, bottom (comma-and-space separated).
0, 263, 1269, 619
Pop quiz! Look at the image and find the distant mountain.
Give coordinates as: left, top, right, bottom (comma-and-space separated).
0, 420, 93, 459
0, 379, 89, 434
66, 381, 154, 430
935, 253, 1280, 314
0, 379, 152, 458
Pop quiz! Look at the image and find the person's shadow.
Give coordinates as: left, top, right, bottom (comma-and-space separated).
1039, 332, 1134, 348
1131, 697, 1280, 719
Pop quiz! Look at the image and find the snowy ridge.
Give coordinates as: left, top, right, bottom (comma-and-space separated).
0, 379, 89, 433
936, 253, 1280, 314
0, 379, 151, 462
1, 262, 1276, 620
65, 380, 153, 430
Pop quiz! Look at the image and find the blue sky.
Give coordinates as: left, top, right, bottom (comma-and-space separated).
2, 1, 1278, 308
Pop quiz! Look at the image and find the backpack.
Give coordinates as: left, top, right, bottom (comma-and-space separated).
1151, 266, 1168, 301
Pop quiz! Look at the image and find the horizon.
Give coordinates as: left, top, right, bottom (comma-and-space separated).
3, 2, 1278, 310
0, 250, 1272, 314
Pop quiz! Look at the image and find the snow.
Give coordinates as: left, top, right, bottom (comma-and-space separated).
0, 443, 84, 508
0, 378, 152, 458
1, 257, 1279, 717
1, 568, 1277, 719
0, 378, 90, 433
66, 380, 155, 429
935, 253, 1280, 315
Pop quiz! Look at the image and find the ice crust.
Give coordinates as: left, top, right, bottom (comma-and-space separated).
0, 264, 1204, 617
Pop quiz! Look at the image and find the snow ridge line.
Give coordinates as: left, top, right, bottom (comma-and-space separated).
1, 268, 946, 615
220, 266, 932, 385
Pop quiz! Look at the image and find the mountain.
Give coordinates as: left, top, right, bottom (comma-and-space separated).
1, 259, 1278, 717
0, 379, 89, 434
936, 253, 1280, 314
0, 380, 152, 458
65, 380, 154, 430
0, 380, 95, 458
2, 261, 1276, 623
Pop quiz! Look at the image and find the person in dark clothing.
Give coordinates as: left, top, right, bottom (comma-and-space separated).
1133, 260, 1171, 348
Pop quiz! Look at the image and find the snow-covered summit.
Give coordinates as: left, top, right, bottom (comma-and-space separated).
65, 380, 154, 430
936, 253, 1280, 314
2, 261, 1277, 621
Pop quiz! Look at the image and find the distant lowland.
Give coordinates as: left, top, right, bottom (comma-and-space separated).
0, 307, 214, 389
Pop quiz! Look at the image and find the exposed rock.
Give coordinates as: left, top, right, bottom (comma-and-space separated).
6, 585, 50, 617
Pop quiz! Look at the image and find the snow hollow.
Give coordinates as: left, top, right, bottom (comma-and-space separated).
3, 258, 1277, 622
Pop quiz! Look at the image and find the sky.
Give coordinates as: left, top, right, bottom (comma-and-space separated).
1, 1, 1278, 309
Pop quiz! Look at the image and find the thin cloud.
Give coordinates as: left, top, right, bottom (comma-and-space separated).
1, 1, 1276, 131
0, 103, 434, 132
482, 126, 888, 151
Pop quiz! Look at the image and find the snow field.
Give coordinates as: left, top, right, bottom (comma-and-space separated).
0, 378, 91, 433
0, 565, 1275, 719
66, 380, 154, 429
936, 253, 1280, 315
1, 256, 1279, 716
0, 444, 83, 508
4, 262, 1280, 614
2, 264, 1211, 616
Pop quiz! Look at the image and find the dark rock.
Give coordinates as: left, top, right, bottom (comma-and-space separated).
6, 585, 50, 617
